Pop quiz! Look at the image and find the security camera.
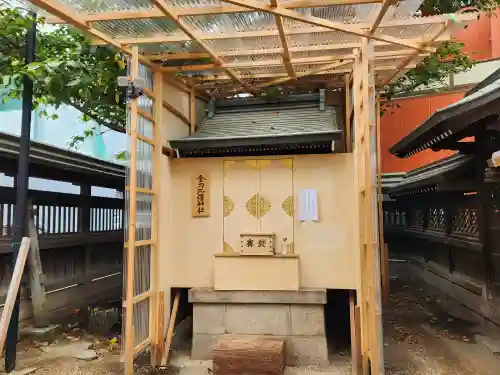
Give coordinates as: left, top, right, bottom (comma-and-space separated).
117, 76, 146, 99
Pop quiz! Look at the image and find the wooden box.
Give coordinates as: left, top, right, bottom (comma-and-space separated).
214, 253, 299, 291
240, 233, 275, 254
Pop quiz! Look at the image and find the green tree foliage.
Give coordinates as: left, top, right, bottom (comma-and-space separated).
420, 0, 500, 15
0, 8, 127, 133
385, 0, 500, 99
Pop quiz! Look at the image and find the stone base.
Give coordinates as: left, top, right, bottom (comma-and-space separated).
20, 324, 61, 343
189, 288, 328, 366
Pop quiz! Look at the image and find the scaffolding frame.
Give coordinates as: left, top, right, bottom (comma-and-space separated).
25, 1, 474, 374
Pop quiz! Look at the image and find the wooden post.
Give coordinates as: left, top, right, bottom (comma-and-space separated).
26, 200, 49, 328
345, 74, 351, 153
155, 291, 165, 364
124, 46, 140, 375
161, 289, 180, 366
190, 87, 196, 135
79, 184, 91, 233
0, 237, 31, 354
349, 291, 361, 375
376, 94, 389, 306
353, 38, 384, 375
151, 70, 163, 367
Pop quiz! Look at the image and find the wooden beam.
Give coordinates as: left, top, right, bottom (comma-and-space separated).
271, 0, 295, 78
163, 100, 190, 126
220, 0, 434, 52
152, 0, 258, 94
370, 0, 393, 35
27, 202, 49, 328
190, 87, 196, 134
146, 52, 211, 61
158, 64, 218, 73
161, 289, 180, 366
87, 17, 458, 48
345, 75, 351, 153
46, 0, 383, 23
0, 237, 31, 355
256, 60, 352, 88
160, 51, 419, 75
190, 63, 416, 82
380, 17, 460, 87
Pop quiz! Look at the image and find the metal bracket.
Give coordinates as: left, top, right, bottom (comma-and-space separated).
319, 89, 325, 111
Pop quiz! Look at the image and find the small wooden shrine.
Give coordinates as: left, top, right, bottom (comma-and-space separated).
28, 1, 474, 374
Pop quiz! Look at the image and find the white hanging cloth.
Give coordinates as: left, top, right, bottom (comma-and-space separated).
298, 188, 319, 222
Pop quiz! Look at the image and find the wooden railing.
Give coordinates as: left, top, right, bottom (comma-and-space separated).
0, 186, 124, 321
383, 193, 485, 290
0, 187, 123, 254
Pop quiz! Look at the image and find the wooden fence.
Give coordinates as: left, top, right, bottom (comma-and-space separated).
0, 185, 124, 323
383, 185, 500, 325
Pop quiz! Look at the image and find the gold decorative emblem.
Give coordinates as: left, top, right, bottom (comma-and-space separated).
223, 241, 234, 253
280, 159, 293, 169
223, 196, 235, 217
245, 193, 271, 218
282, 196, 294, 217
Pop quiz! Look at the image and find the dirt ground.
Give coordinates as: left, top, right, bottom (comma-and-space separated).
2, 280, 500, 375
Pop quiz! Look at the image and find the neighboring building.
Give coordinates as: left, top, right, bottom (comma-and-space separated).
0, 90, 126, 196
381, 9, 500, 173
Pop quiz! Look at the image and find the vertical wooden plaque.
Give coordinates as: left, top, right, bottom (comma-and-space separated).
192, 172, 210, 217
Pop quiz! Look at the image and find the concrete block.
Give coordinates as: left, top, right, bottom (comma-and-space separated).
191, 334, 220, 360
9, 368, 38, 375
290, 305, 325, 336
193, 304, 226, 334
20, 324, 61, 343
475, 335, 500, 354
189, 288, 327, 304
285, 336, 329, 366
43, 341, 98, 361
225, 304, 290, 335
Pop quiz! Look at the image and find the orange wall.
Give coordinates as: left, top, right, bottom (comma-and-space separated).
455, 9, 500, 61
456, 13, 492, 60
380, 92, 464, 173
381, 9, 500, 173
491, 10, 500, 59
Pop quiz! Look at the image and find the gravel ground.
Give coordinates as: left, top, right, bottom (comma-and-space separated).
2, 280, 500, 375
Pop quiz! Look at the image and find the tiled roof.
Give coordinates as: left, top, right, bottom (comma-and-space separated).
390, 76, 500, 157
174, 103, 339, 143
388, 154, 475, 196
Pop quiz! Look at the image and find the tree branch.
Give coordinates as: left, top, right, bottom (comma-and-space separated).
68, 101, 125, 133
